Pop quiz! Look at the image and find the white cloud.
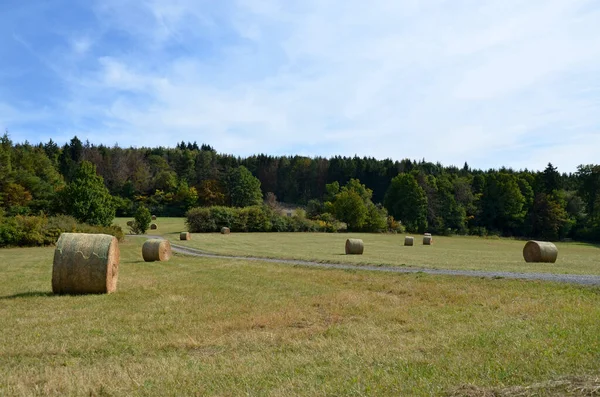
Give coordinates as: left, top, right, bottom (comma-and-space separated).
71, 36, 92, 56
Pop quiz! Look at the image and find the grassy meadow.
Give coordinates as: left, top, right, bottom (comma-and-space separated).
119, 217, 600, 275
1, 230, 600, 396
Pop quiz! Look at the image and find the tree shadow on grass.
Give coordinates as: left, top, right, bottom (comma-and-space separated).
0, 291, 54, 300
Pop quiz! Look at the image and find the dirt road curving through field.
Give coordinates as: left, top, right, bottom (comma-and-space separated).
133, 235, 600, 286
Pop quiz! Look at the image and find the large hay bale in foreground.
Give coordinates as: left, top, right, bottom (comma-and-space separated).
142, 239, 172, 262
151, 215, 157, 220
150, 223, 157, 230
180, 232, 191, 241
523, 240, 558, 263
221, 227, 231, 234
404, 236, 414, 246
423, 236, 432, 245
345, 239, 364, 255
52, 233, 119, 295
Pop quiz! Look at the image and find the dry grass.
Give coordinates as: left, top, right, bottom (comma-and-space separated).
1, 238, 600, 396
448, 376, 600, 396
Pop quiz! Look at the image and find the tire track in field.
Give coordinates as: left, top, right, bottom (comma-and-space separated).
133, 235, 600, 286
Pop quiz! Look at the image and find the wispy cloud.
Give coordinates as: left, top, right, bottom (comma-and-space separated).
0, 0, 599, 172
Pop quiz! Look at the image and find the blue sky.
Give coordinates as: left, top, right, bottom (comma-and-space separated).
1, 0, 599, 172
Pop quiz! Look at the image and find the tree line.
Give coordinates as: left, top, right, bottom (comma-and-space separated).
1, 134, 599, 242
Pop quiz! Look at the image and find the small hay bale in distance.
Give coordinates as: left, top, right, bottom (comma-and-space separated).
221, 227, 231, 234
142, 239, 172, 262
150, 223, 157, 230
423, 235, 432, 245
52, 233, 120, 295
523, 240, 558, 263
151, 215, 157, 220
404, 236, 414, 246
345, 238, 364, 255
180, 232, 191, 240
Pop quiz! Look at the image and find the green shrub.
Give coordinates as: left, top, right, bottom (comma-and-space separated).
44, 215, 78, 243
386, 215, 405, 233
184, 205, 360, 234
0, 214, 123, 247
315, 213, 341, 233
131, 205, 152, 234
209, 206, 236, 228
232, 209, 249, 232
15, 216, 46, 246
186, 207, 215, 232
361, 203, 388, 232
78, 224, 124, 241
292, 212, 318, 232
0, 217, 18, 247
270, 213, 293, 232
244, 206, 272, 232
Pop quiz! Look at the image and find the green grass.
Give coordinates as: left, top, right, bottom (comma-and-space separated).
2, 239, 600, 396
135, 218, 600, 275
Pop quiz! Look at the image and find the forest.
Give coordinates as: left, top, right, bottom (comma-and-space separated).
1, 134, 599, 243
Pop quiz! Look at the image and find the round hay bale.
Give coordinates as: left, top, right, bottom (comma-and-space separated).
423, 236, 432, 245
150, 223, 157, 230
523, 240, 558, 263
345, 238, 364, 255
151, 215, 157, 220
180, 232, 191, 241
221, 227, 231, 234
52, 233, 119, 295
424, 233, 432, 237
404, 236, 414, 246
142, 239, 172, 262
126, 220, 134, 227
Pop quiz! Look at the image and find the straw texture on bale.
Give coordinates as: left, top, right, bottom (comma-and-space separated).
523, 240, 558, 263
142, 239, 172, 262
180, 232, 191, 240
423, 236, 432, 245
126, 220, 134, 227
151, 215, 157, 220
345, 238, 364, 255
404, 236, 414, 246
150, 223, 157, 230
52, 233, 119, 295
221, 227, 231, 234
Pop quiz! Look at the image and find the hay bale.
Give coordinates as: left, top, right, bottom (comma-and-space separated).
151, 215, 157, 220
523, 240, 558, 263
142, 239, 172, 262
345, 238, 364, 255
126, 220, 134, 227
221, 227, 231, 234
180, 232, 191, 241
404, 236, 414, 246
423, 236, 432, 245
150, 223, 157, 230
52, 233, 120, 295
424, 233, 432, 237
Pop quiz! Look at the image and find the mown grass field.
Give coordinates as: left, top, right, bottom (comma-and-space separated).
119, 217, 600, 275
1, 232, 600, 396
